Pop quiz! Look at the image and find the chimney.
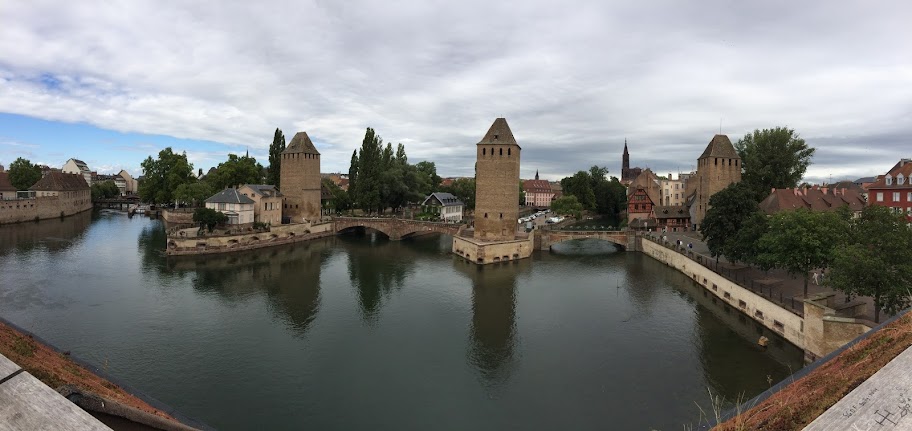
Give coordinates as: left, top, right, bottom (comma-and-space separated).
822, 187, 828, 195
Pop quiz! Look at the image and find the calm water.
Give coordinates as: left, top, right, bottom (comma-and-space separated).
0, 211, 804, 430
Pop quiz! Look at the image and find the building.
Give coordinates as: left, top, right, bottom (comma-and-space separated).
118, 170, 138, 195
686, 134, 742, 230
867, 158, 912, 220
627, 169, 661, 226
0, 172, 16, 200
654, 205, 690, 232
422, 192, 464, 222
62, 158, 92, 187
659, 173, 688, 206
452, 118, 534, 265
621, 140, 643, 185
279, 131, 322, 223
205, 188, 255, 226
238, 184, 283, 225
759, 186, 867, 217
523, 171, 554, 208
474, 118, 521, 241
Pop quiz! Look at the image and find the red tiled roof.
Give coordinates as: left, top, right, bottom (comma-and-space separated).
29, 171, 89, 191
523, 179, 551, 194
869, 159, 912, 190
0, 172, 16, 192
759, 186, 866, 215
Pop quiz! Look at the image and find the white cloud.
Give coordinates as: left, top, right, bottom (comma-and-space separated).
0, 0, 910, 181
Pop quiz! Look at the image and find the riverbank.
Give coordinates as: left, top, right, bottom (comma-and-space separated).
715, 310, 912, 430
0, 318, 177, 421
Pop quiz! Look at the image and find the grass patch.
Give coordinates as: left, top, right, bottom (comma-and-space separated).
11, 335, 36, 357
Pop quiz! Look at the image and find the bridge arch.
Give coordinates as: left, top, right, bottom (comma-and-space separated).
332, 217, 462, 241
539, 230, 630, 251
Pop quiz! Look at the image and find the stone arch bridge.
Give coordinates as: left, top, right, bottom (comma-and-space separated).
536, 229, 635, 251
333, 217, 462, 240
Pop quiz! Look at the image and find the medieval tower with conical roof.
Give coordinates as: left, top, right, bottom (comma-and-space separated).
689, 134, 741, 228
474, 118, 521, 241
453, 118, 534, 264
280, 131, 322, 223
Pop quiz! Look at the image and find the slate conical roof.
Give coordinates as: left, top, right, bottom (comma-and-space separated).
283, 131, 320, 155
699, 134, 739, 159
477, 118, 520, 148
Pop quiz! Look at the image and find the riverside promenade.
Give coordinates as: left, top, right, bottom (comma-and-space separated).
0, 353, 109, 430
658, 230, 882, 323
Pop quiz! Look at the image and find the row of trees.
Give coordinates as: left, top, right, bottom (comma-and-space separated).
345, 128, 442, 214
556, 166, 626, 217
139, 147, 266, 206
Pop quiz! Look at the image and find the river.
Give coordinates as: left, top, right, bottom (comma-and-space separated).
0, 210, 804, 430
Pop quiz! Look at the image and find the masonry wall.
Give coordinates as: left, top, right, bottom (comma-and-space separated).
0, 192, 92, 225
280, 152, 321, 223
693, 155, 741, 227
640, 237, 806, 349
167, 221, 333, 255
474, 143, 520, 241
453, 235, 533, 264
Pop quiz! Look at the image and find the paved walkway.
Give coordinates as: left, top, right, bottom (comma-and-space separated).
652, 230, 881, 323
804, 344, 912, 430
0, 353, 110, 430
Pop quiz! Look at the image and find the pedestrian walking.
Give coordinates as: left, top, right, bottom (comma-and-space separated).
812, 271, 819, 285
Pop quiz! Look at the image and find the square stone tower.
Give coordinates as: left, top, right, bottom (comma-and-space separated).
691, 134, 741, 228
280, 131, 322, 223
474, 118, 521, 241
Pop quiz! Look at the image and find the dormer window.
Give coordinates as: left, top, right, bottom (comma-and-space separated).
899, 174, 906, 185
886, 175, 893, 185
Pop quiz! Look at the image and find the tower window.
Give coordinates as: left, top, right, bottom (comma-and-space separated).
715, 158, 718, 166
499, 213, 503, 219
484, 213, 488, 218
494, 134, 499, 140
483, 148, 486, 155
499, 148, 503, 156
508, 148, 511, 156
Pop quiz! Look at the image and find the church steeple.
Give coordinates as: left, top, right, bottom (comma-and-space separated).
535, 170, 539, 180
622, 138, 630, 170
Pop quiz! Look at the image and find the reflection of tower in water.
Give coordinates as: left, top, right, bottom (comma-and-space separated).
455, 260, 530, 386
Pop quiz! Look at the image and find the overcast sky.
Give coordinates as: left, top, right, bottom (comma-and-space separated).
1, 1, 909, 183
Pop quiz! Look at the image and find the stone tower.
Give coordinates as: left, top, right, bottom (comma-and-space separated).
474, 118, 521, 241
622, 139, 630, 172
691, 134, 741, 228
280, 131, 322, 223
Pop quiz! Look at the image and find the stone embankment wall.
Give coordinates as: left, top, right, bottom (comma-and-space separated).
0, 196, 92, 225
166, 221, 333, 256
452, 234, 534, 264
161, 209, 194, 226
640, 237, 872, 361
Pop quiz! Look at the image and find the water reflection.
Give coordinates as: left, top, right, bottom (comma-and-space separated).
339, 231, 413, 322
454, 259, 531, 387
0, 209, 93, 256
164, 240, 332, 336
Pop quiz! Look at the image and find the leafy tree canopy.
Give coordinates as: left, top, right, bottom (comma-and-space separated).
91, 180, 120, 200
441, 178, 475, 210
826, 205, 912, 322
206, 154, 264, 191
139, 148, 195, 205
174, 181, 214, 207
551, 195, 584, 219
8, 157, 42, 190
193, 207, 228, 232
558, 166, 625, 216
700, 182, 761, 262
735, 127, 815, 201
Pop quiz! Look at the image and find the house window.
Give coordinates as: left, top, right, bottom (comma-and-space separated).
899, 174, 906, 185
218, 203, 226, 210
886, 175, 893, 185
877, 192, 884, 202
894, 192, 901, 202
908, 192, 912, 201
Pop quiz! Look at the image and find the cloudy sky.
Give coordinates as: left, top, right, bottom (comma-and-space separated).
1, 1, 909, 183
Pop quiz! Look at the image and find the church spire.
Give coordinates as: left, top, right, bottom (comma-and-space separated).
535, 170, 539, 180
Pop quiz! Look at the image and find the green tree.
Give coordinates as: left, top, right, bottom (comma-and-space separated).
7, 157, 42, 190
139, 148, 195, 205
726, 211, 769, 265
826, 206, 912, 322
595, 177, 627, 215
560, 171, 596, 209
321, 178, 351, 214
349, 128, 383, 213
441, 178, 475, 210
755, 209, 847, 297
90, 180, 120, 200
193, 207, 228, 232
735, 127, 816, 200
551, 195, 583, 219
700, 182, 761, 265
266, 128, 285, 187
519, 181, 526, 206
174, 181, 213, 207
413, 161, 441, 196
205, 154, 264, 191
